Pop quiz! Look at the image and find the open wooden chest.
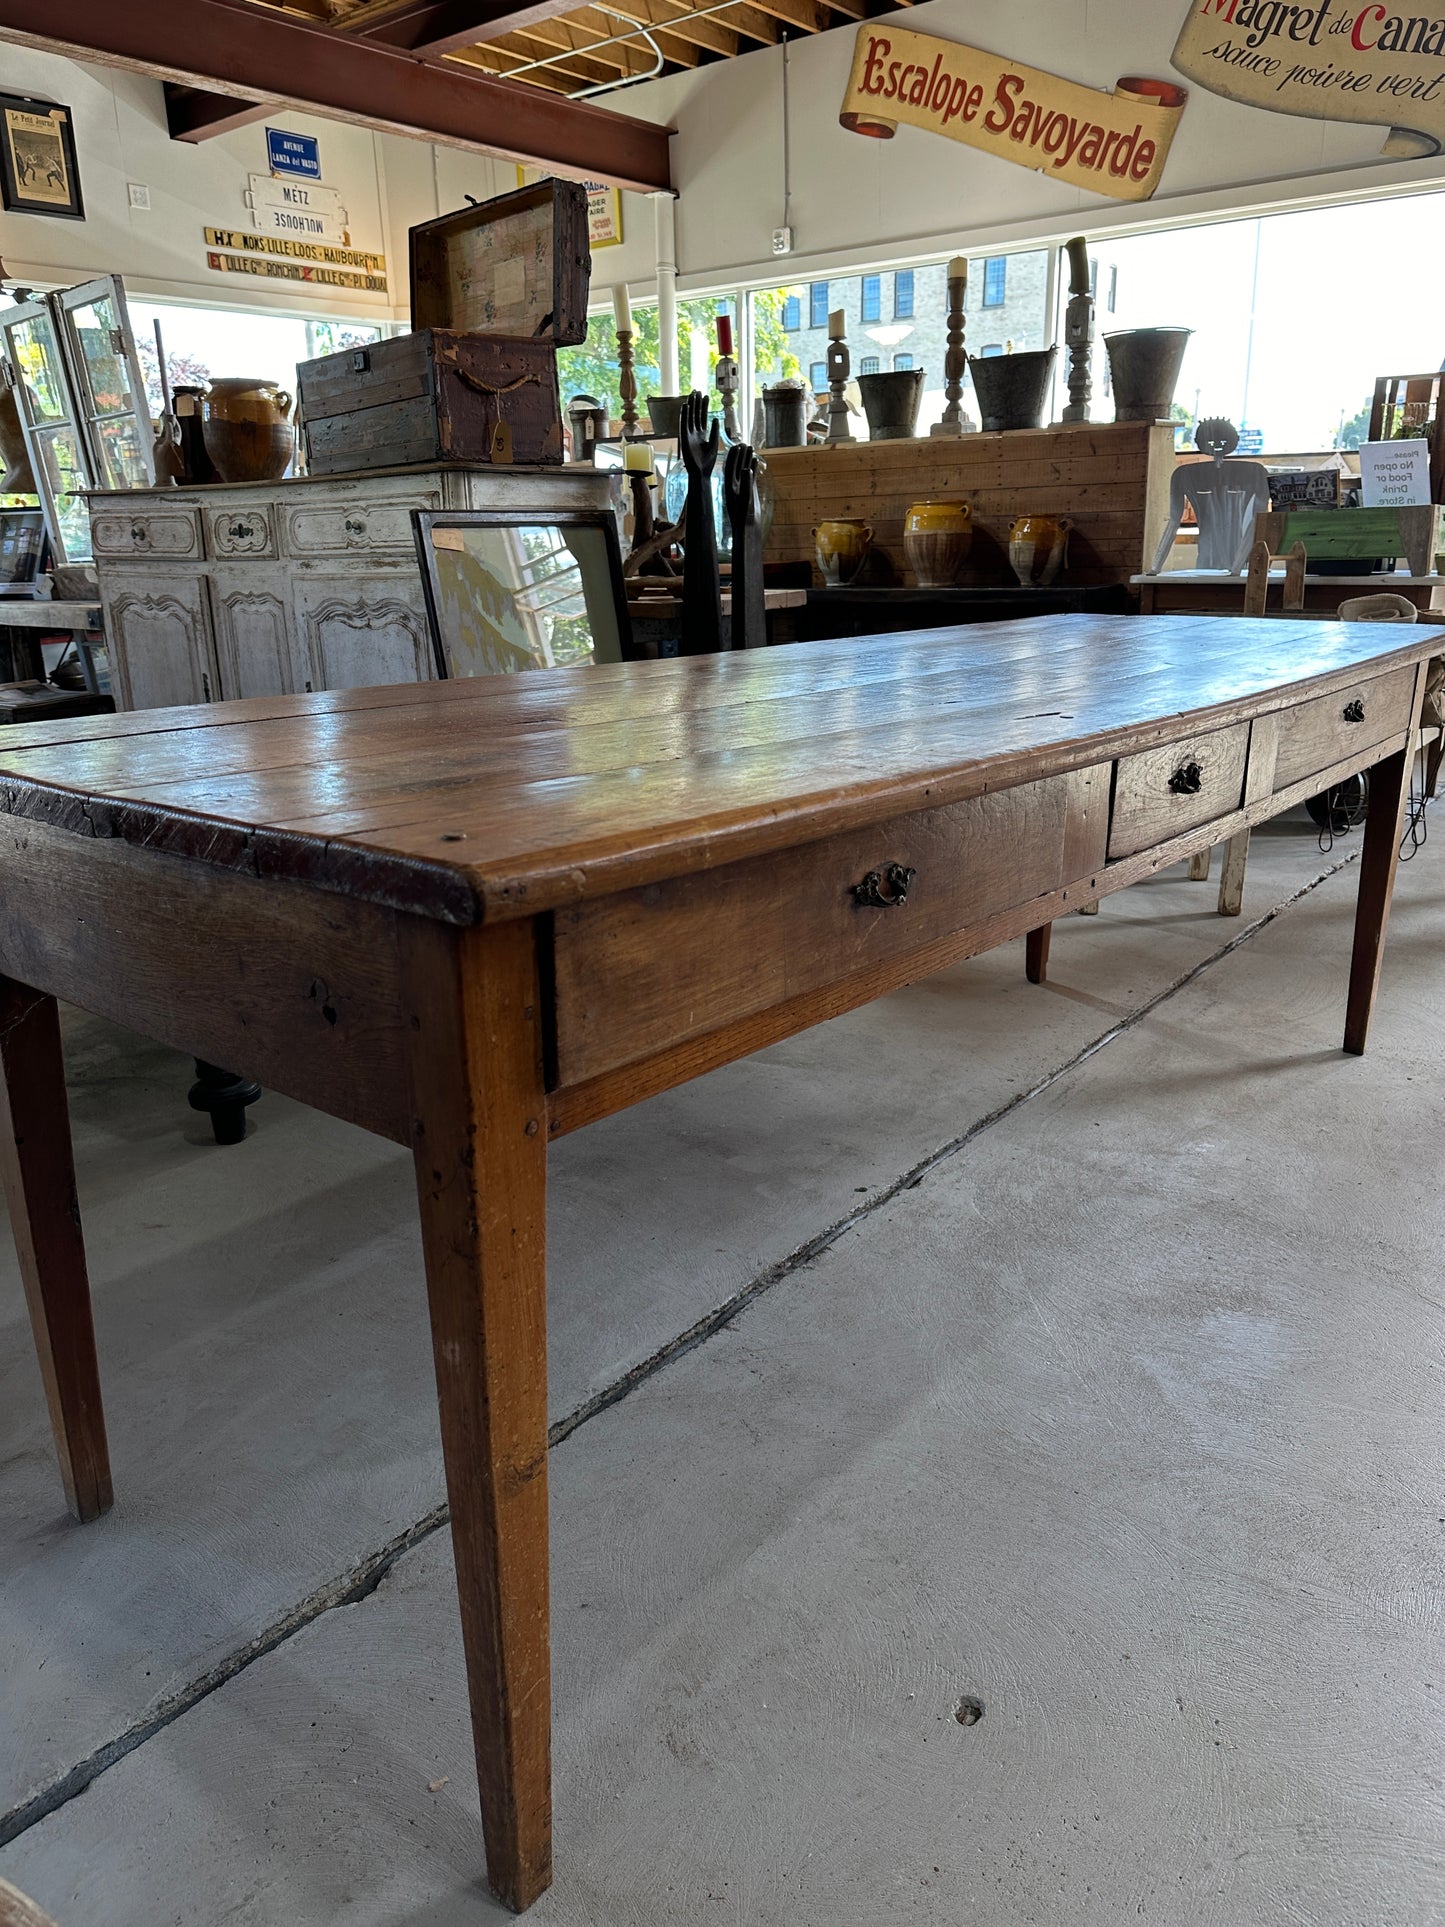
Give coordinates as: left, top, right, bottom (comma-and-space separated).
298, 178, 591, 476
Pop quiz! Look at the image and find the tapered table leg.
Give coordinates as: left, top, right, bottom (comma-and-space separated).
402, 917, 552, 1913
1344, 742, 1413, 1056
1217, 830, 1250, 917
1025, 924, 1052, 985
1187, 847, 1212, 881
0, 977, 111, 1521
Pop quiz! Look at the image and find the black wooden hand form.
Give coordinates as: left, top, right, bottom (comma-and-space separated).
723, 441, 766, 653
679, 389, 724, 657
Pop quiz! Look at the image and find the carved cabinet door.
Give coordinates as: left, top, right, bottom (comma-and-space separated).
207, 568, 301, 701
292, 577, 437, 690
102, 571, 219, 711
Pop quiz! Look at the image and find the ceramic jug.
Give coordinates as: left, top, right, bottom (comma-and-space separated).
1009, 514, 1071, 588
813, 518, 872, 585
200, 377, 296, 484
904, 501, 971, 588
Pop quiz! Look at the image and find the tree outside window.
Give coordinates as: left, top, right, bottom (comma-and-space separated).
983, 257, 1007, 308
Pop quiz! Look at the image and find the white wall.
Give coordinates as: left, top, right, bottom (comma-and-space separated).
607, 0, 1445, 294
8, 1, 1445, 326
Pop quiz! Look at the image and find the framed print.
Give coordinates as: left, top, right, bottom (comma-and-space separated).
0, 96, 84, 221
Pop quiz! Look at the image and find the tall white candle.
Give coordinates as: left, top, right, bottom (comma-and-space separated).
613, 284, 633, 333
948, 255, 968, 282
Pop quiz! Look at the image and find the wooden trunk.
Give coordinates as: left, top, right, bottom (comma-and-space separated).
409, 179, 591, 343
762, 421, 1175, 589
299, 332, 563, 476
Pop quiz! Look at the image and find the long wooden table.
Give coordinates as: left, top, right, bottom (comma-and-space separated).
0, 615, 1438, 1910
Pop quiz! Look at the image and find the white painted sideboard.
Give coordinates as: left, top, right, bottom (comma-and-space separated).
87, 463, 615, 711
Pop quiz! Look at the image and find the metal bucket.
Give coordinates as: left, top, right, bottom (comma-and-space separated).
967, 347, 1056, 432
761, 384, 808, 447
859, 367, 925, 441
645, 394, 687, 440
1104, 328, 1192, 422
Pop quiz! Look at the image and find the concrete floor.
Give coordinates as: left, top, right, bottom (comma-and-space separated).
3, 809, 1444, 1926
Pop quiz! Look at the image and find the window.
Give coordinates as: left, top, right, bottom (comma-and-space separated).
894, 269, 914, 319
809, 282, 829, 328
1089, 260, 1098, 298
1107, 265, 1118, 313
893, 352, 914, 370
858, 354, 880, 374
809, 359, 827, 391
861, 275, 881, 323
979, 343, 1004, 357
782, 294, 801, 331
983, 257, 1007, 307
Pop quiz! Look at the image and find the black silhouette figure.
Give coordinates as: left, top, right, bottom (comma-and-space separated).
723, 442, 766, 653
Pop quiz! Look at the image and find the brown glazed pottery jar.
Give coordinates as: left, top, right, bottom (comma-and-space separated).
1009, 513, 1072, 587
201, 377, 296, 484
813, 517, 873, 585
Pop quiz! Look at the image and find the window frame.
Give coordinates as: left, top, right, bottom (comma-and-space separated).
894, 269, 914, 319
809, 283, 829, 329
982, 257, 1007, 308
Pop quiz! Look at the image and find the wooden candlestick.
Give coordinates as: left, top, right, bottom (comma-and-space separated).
715, 353, 740, 444
931, 258, 969, 438
616, 328, 640, 437
1061, 236, 1094, 425
825, 311, 853, 445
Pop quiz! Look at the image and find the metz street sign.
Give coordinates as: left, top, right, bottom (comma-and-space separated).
266, 128, 321, 179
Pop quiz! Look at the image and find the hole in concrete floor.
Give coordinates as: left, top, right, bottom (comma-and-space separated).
954, 1696, 984, 1727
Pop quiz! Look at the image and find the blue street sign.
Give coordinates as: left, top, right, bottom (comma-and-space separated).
266, 129, 321, 180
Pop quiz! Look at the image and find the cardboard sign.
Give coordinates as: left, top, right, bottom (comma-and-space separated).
516, 166, 622, 249
1359, 438, 1432, 506
839, 25, 1187, 202
1172, 1, 1445, 157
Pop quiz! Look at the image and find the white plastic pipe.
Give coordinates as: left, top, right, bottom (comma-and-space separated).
652, 190, 680, 395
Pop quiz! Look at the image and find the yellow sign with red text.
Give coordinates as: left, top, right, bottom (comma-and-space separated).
839, 25, 1187, 201
1172, 0, 1445, 156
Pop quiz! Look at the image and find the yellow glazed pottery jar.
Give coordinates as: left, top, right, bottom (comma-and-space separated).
1008, 513, 1072, 588
201, 377, 296, 484
904, 500, 972, 588
813, 517, 873, 586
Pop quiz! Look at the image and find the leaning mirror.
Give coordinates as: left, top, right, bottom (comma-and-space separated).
414, 509, 628, 679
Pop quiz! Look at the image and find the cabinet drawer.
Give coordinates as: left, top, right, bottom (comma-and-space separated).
1272, 664, 1417, 792
206, 505, 277, 559
280, 497, 429, 558
91, 505, 201, 560
1108, 722, 1250, 860
552, 767, 1108, 1088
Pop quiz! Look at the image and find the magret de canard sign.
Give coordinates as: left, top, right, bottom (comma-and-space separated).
839, 25, 1187, 202
1172, 0, 1445, 155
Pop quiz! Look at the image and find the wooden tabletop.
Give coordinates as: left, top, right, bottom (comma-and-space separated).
0, 615, 1439, 926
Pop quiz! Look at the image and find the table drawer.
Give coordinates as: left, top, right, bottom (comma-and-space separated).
1107, 721, 1250, 860
280, 497, 429, 558
552, 767, 1107, 1088
1272, 664, 1417, 792
205, 505, 277, 559
91, 505, 201, 560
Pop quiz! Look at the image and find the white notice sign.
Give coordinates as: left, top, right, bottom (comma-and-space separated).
248, 173, 347, 242
1359, 440, 1431, 510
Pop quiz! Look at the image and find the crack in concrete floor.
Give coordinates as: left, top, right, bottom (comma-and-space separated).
0, 839, 1368, 1858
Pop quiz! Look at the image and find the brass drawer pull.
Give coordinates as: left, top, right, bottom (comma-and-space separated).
852, 862, 915, 909
1168, 760, 1203, 796
1342, 698, 1365, 723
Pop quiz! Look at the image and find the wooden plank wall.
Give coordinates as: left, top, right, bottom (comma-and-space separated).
763, 421, 1176, 589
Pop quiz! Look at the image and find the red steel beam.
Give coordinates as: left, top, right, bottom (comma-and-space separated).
0, 0, 673, 192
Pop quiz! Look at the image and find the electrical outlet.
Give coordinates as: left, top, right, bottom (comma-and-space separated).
772, 226, 793, 256
127, 183, 151, 211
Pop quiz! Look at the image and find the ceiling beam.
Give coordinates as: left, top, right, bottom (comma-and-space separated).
164, 82, 273, 139
0, 0, 673, 191
339, 0, 584, 53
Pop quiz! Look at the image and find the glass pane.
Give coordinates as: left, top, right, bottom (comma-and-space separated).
35, 424, 92, 561
97, 416, 148, 490
424, 520, 622, 675
7, 313, 70, 424
68, 295, 136, 417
